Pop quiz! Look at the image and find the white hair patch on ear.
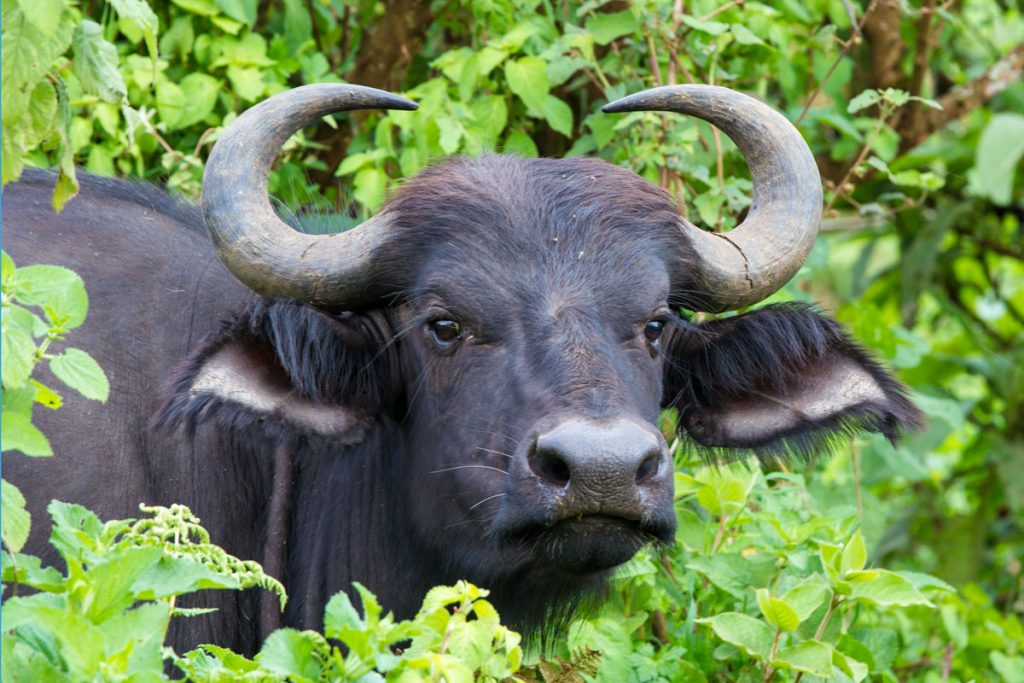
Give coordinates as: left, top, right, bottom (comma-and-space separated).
191, 342, 359, 436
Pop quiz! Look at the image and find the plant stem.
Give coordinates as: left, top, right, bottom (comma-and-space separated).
763, 628, 783, 682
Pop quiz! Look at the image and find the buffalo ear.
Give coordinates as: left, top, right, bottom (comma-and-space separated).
163, 301, 398, 439
664, 304, 923, 460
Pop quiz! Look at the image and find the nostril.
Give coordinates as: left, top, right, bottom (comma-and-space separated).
635, 450, 661, 484
529, 448, 571, 487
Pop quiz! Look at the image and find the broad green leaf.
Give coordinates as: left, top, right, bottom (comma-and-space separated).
76, 546, 164, 622
991, 652, 1024, 683
847, 89, 881, 114
72, 20, 128, 104
773, 640, 834, 677
695, 464, 753, 515
679, 15, 729, 35
468, 95, 507, 149
177, 73, 220, 128
214, 0, 259, 26
258, 628, 325, 682
156, 80, 186, 129
49, 348, 109, 402
686, 553, 776, 598
782, 576, 831, 621
731, 24, 766, 45
96, 602, 171, 671
1, 412, 52, 456
696, 612, 774, 659
504, 129, 538, 157
2, 250, 15, 282
849, 569, 933, 607
12, 264, 88, 328
841, 529, 867, 574
1, 323, 36, 389
1, 600, 105, 676
21, 80, 58, 148
567, 617, 633, 681
756, 588, 800, 631
967, 113, 1024, 206
172, 0, 222, 17
48, 500, 104, 560
542, 95, 573, 137
2, 551, 65, 591
19, 0, 67, 37
586, 10, 638, 45
505, 56, 549, 112
1, 479, 31, 552
109, 0, 159, 57
226, 66, 265, 102
353, 167, 388, 211
131, 555, 242, 599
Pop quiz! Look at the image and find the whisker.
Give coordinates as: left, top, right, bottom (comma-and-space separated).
431, 465, 508, 475
475, 447, 513, 459
469, 493, 507, 510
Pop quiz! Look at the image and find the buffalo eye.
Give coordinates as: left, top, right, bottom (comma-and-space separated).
643, 320, 665, 344
429, 319, 462, 347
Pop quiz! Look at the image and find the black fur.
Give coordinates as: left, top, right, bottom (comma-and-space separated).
5, 158, 922, 658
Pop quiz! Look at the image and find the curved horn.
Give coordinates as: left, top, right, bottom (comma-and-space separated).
202, 84, 418, 306
602, 85, 822, 312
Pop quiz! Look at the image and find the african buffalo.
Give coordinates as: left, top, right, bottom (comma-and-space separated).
4, 84, 921, 655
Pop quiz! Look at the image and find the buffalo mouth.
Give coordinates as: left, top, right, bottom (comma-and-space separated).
520, 514, 674, 575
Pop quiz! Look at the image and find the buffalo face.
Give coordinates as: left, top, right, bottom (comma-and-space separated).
388, 157, 681, 588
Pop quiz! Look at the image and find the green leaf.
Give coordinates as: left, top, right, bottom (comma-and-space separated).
841, 529, 867, 574
567, 617, 634, 681
756, 588, 800, 631
109, 0, 159, 57
696, 612, 774, 659
155, 80, 186, 129
505, 56, 549, 112
847, 89, 881, 114
781, 576, 831, 621
967, 113, 1024, 206
586, 10, 638, 45
2, 479, 31, 553
72, 20, 128, 104
226, 66, 265, 102
849, 569, 933, 607
1, 323, 37, 389
132, 555, 242, 599
76, 546, 164, 622
686, 553, 776, 598
991, 652, 1024, 683
353, 167, 388, 211
52, 76, 78, 212
18, 0, 67, 38
177, 73, 220, 128
1, 412, 52, 456
542, 95, 573, 137
731, 24, 766, 45
258, 628, 325, 682
49, 348, 109, 402
12, 264, 88, 329
504, 129, 538, 157
679, 15, 729, 35
773, 640, 834, 677
214, 0, 259, 27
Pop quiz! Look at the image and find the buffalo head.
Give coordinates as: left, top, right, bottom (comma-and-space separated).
193, 84, 919, 630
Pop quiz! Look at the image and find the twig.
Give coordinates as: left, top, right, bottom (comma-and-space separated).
824, 118, 886, 215
700, 0, 744, 22
797, 0, 880, 125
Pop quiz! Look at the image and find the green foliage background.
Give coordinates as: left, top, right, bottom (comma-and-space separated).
2, 0, 1023, 680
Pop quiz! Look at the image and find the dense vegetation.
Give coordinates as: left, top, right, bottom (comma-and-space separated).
3, 0, 1022, 680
